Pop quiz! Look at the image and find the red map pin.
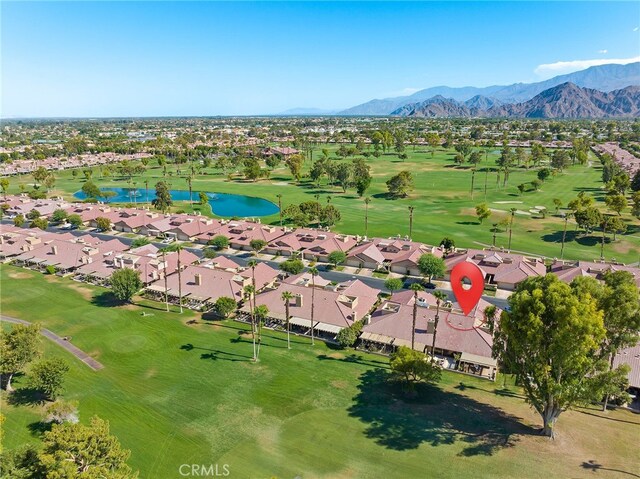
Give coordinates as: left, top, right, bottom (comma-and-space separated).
450, 261, 484, 315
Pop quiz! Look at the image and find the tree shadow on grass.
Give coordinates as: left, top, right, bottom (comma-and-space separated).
581, 460, 640, 477
27, 420, 52, 437
6, 387, 47, 407
454, 381, 527, 400
576, 407, 640, 426
456, 221, 480, 226
180, 342, 252, 361
540, 230, 605, 246
90, 291, 124, 307
371, 192, 399, 201
317, 353, 391, 370
348, 369, 533, 456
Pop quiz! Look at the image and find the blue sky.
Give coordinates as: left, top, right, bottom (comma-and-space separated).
2, 1, 639, 117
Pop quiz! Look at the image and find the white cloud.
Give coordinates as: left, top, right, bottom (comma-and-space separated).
534, 56, 640, 78
597, 49, 608, 54
634, 27, 639, 32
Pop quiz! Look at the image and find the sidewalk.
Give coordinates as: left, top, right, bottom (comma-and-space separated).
1, 315, 104, 371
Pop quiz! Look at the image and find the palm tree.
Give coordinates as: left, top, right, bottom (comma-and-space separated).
161, 248, 170, 312
508, 208, 516, 250
309, 266, 318, 345
254, 304, 269, 360
276, 194, 283, 226
408, 206, 415, 239
244, 284, 257, 361
282, 291, 293, 350
167, 243, 185, 314
247, 259, 258, 291
560, 212, 570, 259
409, 283, 424, 350
364, 197, 371, 238
431, 291, 447, 361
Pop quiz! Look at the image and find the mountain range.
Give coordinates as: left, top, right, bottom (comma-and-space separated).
390, 82, 640, 119
338, 62, 640, 116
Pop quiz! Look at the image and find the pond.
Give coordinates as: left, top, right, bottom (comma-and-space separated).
73, 187, 280, 217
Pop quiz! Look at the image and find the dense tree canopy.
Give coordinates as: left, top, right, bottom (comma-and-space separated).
29, 358, 70, 401
386, 171, 414, 198
38, 416, 137, 478
0, 323, 41, 391
110, 268, 143, 303
493, 274, 630, 438
417, 254, 446, 284
390, 346, 442, 388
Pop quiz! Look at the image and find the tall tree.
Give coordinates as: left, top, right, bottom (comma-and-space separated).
0, 323, 41, 391
244, 284, 257, 361
152, 181, 173, 213
384, 277, 403, 295
164, 244, 185, 313
494, 274, 620, 438
282, 291, 293, 350
431, 291, 447, 360
572, 272, 640, 410
364, 196, 371, 237
38, 416, 136, 478
408, 206, 415, 239
110, 268, 142, 303
29, 358, 69, 401
285, 154, 305, 182
417, 254, 446, 285
309, 267, 319, 346
426, 132, 440, 157
386, 171, 414, 198
475, 203, 491, 224
409, 283, 424, 350
254, 304, 269, 360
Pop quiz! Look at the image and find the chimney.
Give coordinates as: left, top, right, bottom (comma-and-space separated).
352, 311, 357, 323
295, 293, 303, 307
194, 273, 202, 286
364, 314, 371, 325
51, 245, 58, 255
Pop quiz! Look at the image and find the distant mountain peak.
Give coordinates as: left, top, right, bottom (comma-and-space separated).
392, 82, 640, 119
339, 62, 640, 116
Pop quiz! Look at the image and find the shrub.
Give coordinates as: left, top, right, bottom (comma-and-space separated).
336, 327, 357, 348
95, 217, 112, 231
214, 297, 237, 318
30, 217, 49, 230
279, 258, 305, 275
336, 319, 364, 348
67, 214, 83, 228
130, 237, 151, 249
208, 235, 229, 250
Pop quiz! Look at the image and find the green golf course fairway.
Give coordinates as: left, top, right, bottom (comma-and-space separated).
1, 265, 639, 478
9, 145, 640, 264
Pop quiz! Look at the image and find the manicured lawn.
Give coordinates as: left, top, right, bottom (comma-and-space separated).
9, 145, 640, 263
1, 265, 639, 478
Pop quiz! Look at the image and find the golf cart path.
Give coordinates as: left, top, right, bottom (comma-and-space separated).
1, 315, 104, 370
